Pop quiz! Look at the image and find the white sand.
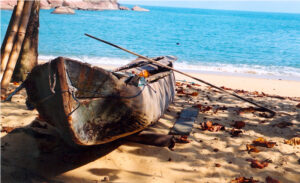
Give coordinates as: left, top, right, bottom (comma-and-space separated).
1, 63, 300, 182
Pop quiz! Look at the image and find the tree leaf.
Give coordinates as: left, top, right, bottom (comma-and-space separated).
231, 177, 259, 183
233, 121, 246, 129
284, 137, 300, 146
195, 104, 212, 113
1, 126, 15, 133
200, 121, 225, 132
246, 144, 260, 153
247, 159, 270, 169
253, 137, 276, 148
266, 176, 280, 183
190, 92, 198, 96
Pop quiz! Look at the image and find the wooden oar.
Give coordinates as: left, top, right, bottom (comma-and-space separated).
84, 33, 276, 118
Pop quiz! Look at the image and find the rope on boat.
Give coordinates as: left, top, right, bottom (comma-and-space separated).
68, 90, 81, 117
66, 84, 146, 116
61, 80, 147, 116
29, 61, 148, 116
48, 59, 56, 94
72, 85, 147, 99
64, 64, 148, 99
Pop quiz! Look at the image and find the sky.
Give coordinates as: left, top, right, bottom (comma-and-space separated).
119, 0, 300, 14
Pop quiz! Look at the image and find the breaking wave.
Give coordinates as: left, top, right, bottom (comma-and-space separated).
39, 55, 300, 81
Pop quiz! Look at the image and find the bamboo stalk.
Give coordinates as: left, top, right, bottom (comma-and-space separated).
1, 6, 17, 60
12, 0, 40, 82
1, 0, 33, 94
0, 0, 25, 80
85, 33, 276, 117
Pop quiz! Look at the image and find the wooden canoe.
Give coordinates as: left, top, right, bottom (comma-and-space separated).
24, 56, 176, 146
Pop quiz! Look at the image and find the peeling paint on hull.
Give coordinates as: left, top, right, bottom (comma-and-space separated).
25, 56, 176, 146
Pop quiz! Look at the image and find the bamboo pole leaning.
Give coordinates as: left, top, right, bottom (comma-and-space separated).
0, 0, 25, 81
12, 0, 40, 82
85, 33, 276, 118
1, 0, 33, 95
0, 6, 17, 62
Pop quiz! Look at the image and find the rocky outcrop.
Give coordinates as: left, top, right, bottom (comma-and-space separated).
131, 5, 149, 12
40, 0, 52, 9
119, 6, 130, 10
51, 6, 75, 14
0, 0, 120, 10
0, 0, 17, 10
62, 0, 119, 10
49, 0, 64, 8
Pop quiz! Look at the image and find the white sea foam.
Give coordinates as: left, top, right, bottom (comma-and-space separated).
175, 61, 300, 80
39, 55, 133, 66
38, 55, 300, 81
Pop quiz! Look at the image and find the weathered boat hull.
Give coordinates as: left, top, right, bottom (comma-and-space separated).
25, 56, 176, 146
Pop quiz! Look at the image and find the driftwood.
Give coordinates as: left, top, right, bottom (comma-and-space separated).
0, 0, 25, 80
12, 0, 40, 82
169, 107, 199, 135
1, 1, 33, 95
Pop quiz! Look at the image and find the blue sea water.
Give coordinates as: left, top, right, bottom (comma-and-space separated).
1, 6, 300, 80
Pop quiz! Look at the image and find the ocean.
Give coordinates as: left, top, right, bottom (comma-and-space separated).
1, 6, 300, 80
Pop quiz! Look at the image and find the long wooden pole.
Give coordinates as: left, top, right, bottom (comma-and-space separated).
85, 33, 276, 117
1, 0, 33, 94
0, 0, 25, 80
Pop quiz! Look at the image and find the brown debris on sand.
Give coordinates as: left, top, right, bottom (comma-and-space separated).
1, 77, 300, 182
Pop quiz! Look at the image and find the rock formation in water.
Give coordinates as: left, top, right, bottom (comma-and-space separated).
132, 5, 149, 12
0, 0, 120, 10
51, 6, 75, 14
119, 6, 130, 10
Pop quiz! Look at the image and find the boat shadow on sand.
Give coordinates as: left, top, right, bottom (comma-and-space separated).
1, 81, 300, 182
1, 120, 123, 183
124, 83, 300, 182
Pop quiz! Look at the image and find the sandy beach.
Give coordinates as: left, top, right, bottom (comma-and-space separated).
1, 63, 300, 183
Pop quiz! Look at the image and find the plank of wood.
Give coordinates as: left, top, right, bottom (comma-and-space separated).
169, 107, 199, 135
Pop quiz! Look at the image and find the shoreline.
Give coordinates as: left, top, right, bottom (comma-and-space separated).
38, 56, 300, 82
177, 68, 300, 82
90, 62, 300, 82
94, 64, 300, 97
38, 60, 300, 97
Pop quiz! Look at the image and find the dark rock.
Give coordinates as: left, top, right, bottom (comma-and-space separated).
119, 6, 130, 10
48, 0, 64, 8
